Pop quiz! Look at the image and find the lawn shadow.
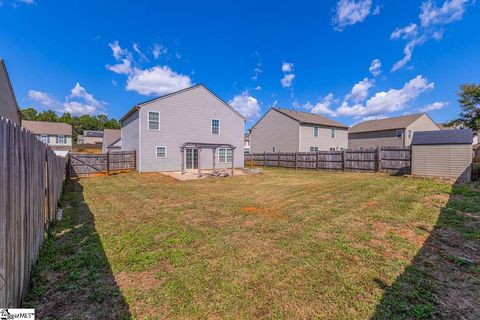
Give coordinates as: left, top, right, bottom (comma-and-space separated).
23, 180, 131, 319
371, 181, 480, 319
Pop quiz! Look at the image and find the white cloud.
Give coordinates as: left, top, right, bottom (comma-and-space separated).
106, 40, 192, 96
28, 83, 106, 115
391, 0, 474, 71
332, 0, 373, 31
126, 66, 192, 96
254, 85, 262, 91
229, 92, 261, 120
281, 62, 294, 73
345, 78, 374, 103
280, 74, 295, 88
369, 58, 382, 77
28, 90, 57, 107
303, 93, 337, 117
420, 101, 448, 112
152, 43, 167, 59
338, 75, 434, 117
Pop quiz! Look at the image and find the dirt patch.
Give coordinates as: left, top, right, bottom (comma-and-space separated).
242, 206, 287, 221
115, 268, 169, 291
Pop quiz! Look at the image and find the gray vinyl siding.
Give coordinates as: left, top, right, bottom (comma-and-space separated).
121, 111, 140, 166
138, 86, 244, 172
348, 129, 405, 149
299, 125, 348, 151
250, 109, 299, 152
412, 144, 472, 182
0, 64, 21, 125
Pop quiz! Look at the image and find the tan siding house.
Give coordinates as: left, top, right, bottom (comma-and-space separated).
120, 85, 245, 172
250, 108, 348, 153
0, 59, 21, 125
102, 129, 121, 153
349, 113, 439, 149
22, 120, 72, 156
412, 129, 473, 182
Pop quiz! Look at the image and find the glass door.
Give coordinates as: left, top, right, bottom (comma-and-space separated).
185, 148, 198, 169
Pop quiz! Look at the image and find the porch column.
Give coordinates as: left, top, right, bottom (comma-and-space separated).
180, 148, 185, 174
197, 148, 202, 177
231, 147, 235, 176
212, 148, 216, 171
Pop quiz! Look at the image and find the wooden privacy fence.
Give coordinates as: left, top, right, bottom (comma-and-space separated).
68, 150, 136, 177
473, 147, 480, 181
0, 117, 66, 307
245, 147, 411, 174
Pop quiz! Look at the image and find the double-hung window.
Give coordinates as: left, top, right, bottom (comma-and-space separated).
314, 127, 319, 137
310, 146, 319, 152
408, 130, 412, 139
40, 134, 49, 143
156, 146, 167, 158
331, 128, 336, 138
396, 129, 403, 138
148, 111, 160, 130
56, 135, 66, 144
212, 119, 220, 135
218, 148, 232, 163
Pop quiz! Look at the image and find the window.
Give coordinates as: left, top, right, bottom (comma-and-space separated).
40, 134, 49, 143
272, 146, 276, 152
56, 135, 66, 144
314, 127, 319, 137
396, 129, 403, 138
218, 148, 232, 163
408, 129, 412, 138
212, 119, 220, 134
156, 146, 167, 158
329, 147, 336, 151
331, 128, 336, 138
148, 111, 160, 130
310, 146, 319, 152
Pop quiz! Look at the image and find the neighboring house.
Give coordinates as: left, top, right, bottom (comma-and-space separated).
412, 129, 473, 183
249, 107, 348, 153
0, 59, 22, 125
22, 120, 72, 156
439, 122, 479, 146
102, 129, 121, 153
78, 130, 104, 144
244, 133, 251, 154
348, 113, 439, 149
120, 84, 245, 172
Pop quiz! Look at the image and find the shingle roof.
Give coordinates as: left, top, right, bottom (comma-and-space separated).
22, 120, 72, 135
412, 129, 473, 145
272, 108, 348, 128
349, 114, 426, 133
84, 130, 104, 137
103, 129, 121, 147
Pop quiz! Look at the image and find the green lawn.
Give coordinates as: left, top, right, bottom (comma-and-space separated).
24, 168, 480, 319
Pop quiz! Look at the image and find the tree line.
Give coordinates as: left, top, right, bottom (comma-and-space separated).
21, 108, 121, 143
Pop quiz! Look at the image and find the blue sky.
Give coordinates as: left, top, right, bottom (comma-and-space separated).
1, 0, 479, 129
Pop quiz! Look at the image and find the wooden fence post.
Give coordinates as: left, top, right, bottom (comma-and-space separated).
342, 150, 346, 172
106, 152, 110, 176
251, 153, 254, 168
133, 150, 137, 171
278, 152, 280, 167
263, 151, 266, 167
295, 152, 298, 170
376, 147, 381, 172
316, 151, 319, 171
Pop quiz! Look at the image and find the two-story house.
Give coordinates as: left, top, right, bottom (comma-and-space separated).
0, 59, 22, 125
22, 120, 72, 156
249, 107, 349, 153
348, 113, 439, 149
120, 84, 245, 172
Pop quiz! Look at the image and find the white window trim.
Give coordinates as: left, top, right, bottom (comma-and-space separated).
211, 118, 220, 135
155, 146, 167, 158
396, 129, 403, 139
408, 129, 412, 139
314, 126, 319, 137
310, 146, 319, 152
56, 134, 66, 144
272, 146, 276, 152
217, 147, 232, 163
331, 128, 336, 138
148, 111, 160, 131
40, 134, 49, 143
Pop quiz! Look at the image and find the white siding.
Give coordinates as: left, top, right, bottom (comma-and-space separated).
412, 144, 472, 182
299, 125, 348, 151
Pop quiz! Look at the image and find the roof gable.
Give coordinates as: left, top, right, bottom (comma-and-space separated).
120, 84, 245, 122
273, 108, 348, 128
349, 113, 425, 133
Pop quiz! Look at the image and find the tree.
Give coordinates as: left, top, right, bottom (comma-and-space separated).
37, 110, 59, 122
21, 107, 38, 120
454, 83, 480, 132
